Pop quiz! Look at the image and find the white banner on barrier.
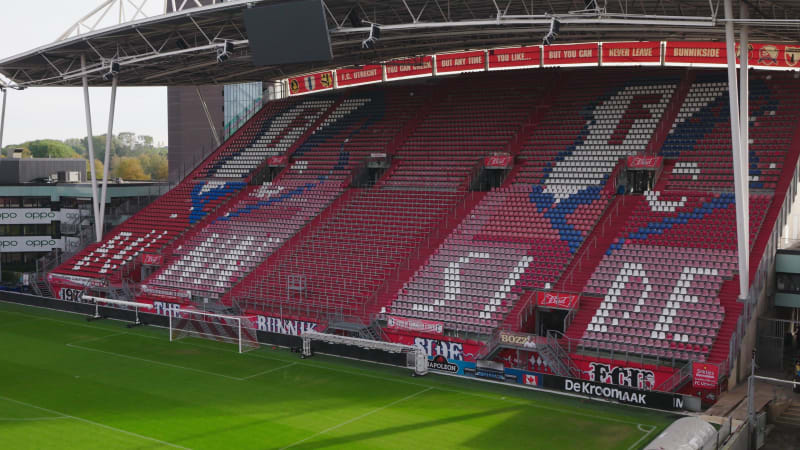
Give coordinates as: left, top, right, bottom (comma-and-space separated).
0, 236, 64, 252
0, 208, 80, 225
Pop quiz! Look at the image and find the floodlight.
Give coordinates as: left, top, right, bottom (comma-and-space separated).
216, 41, 234, 63
361, 24, 381, 50
542, 18, 560, 45
102, 61, 120, 81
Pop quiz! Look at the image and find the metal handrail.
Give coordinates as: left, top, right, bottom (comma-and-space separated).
654, 360, 693, 392
563, 195, 625, 287
545, 330, 582, 378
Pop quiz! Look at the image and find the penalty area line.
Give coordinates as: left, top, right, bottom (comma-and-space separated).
628, 424, 657, 450
0, 416, 71, 421
241, 362, 298, 380
67, 331, 130, 346
65, 343, 245, 381
280, 386, 434, 449
0, 395, 190, 449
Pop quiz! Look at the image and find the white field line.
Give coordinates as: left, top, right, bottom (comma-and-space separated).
241, 362, 297, 380
67, 331, 129, 346
0, 416, 70, 421
1, 308, 295, 382
66, 343, 245, 381
2, 305, 666, 433
0, 395, 190, 449
0, 308, 136, 333
628, 424, 658, 450
280, 387, 434, 449
0, 316, 46, 326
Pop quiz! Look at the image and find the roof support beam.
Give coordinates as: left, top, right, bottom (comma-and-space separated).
0, 87, 7, 152
189, 16, 212, 44
738, 0, 751, 297
80, 54, 103, 243
99, 75, 118, 234
323, 1, 344, 29
136, 29, 159, 54
40, 54, 64, 77
723, 0, 749, 300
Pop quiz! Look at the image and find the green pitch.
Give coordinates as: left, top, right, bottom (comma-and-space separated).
0, 301, 675, 449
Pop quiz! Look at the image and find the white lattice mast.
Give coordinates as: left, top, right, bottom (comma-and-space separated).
58, 0, 227, 41
59, 0, 160, 41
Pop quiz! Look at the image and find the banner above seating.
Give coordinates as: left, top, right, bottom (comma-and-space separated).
488, 46, 542, 70
288, 71, 333, 95
142, 254, 163, 266
385, 56, 434, 81
536, 291, 580, 310
336, 64, 383, 87
664, 41, 800, 69
602, 41, 662, 66
288, 40, 800, 95
436, 50, 486, 75
664, 41, 728, 67
268, 155, 289, 167
738, 42, 800, 69
627, 155, 663, 170
484, 154, 513, 169
543, 43, 599, 67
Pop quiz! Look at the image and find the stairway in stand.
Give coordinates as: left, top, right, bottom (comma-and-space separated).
555, 195, 642, 293
775, 402, 800, 427
652, 159, 676, 191
564, 296, 603, 340
645, 70, 695, 156
497, 289, 537, 332
708, 277, 742, 365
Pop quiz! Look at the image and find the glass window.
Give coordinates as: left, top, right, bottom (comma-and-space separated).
223, 82, 263, 138
777, 273, 800, 294
23, 197, 50, 208
0, 197, 21, 207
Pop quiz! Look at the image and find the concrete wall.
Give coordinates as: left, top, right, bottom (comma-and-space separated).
167, 85, 224, 183
0, 159, 86, 184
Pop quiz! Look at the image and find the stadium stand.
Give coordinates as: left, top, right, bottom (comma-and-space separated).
49, 68, 800, 369
565, 70, 799, 364
662, 72, 798, 191
55, 180, 245, 284
385, 71, 681, 335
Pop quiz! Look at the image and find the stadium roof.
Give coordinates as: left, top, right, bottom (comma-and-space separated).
1, 0, 799, 87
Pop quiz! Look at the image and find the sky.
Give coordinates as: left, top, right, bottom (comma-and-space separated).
0, 0, 168, 147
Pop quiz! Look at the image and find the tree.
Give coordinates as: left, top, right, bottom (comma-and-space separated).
64, 138, 87, 157
139, 151, 168, 180
82, 134, 125, 160
137, 135, 154, 149
112, 156, 150, 180
26, 140, 80, 158
151, 157, 168, 180
87, 159, 104, 179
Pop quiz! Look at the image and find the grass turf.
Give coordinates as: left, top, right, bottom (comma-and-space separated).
0, 300, 677, 449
